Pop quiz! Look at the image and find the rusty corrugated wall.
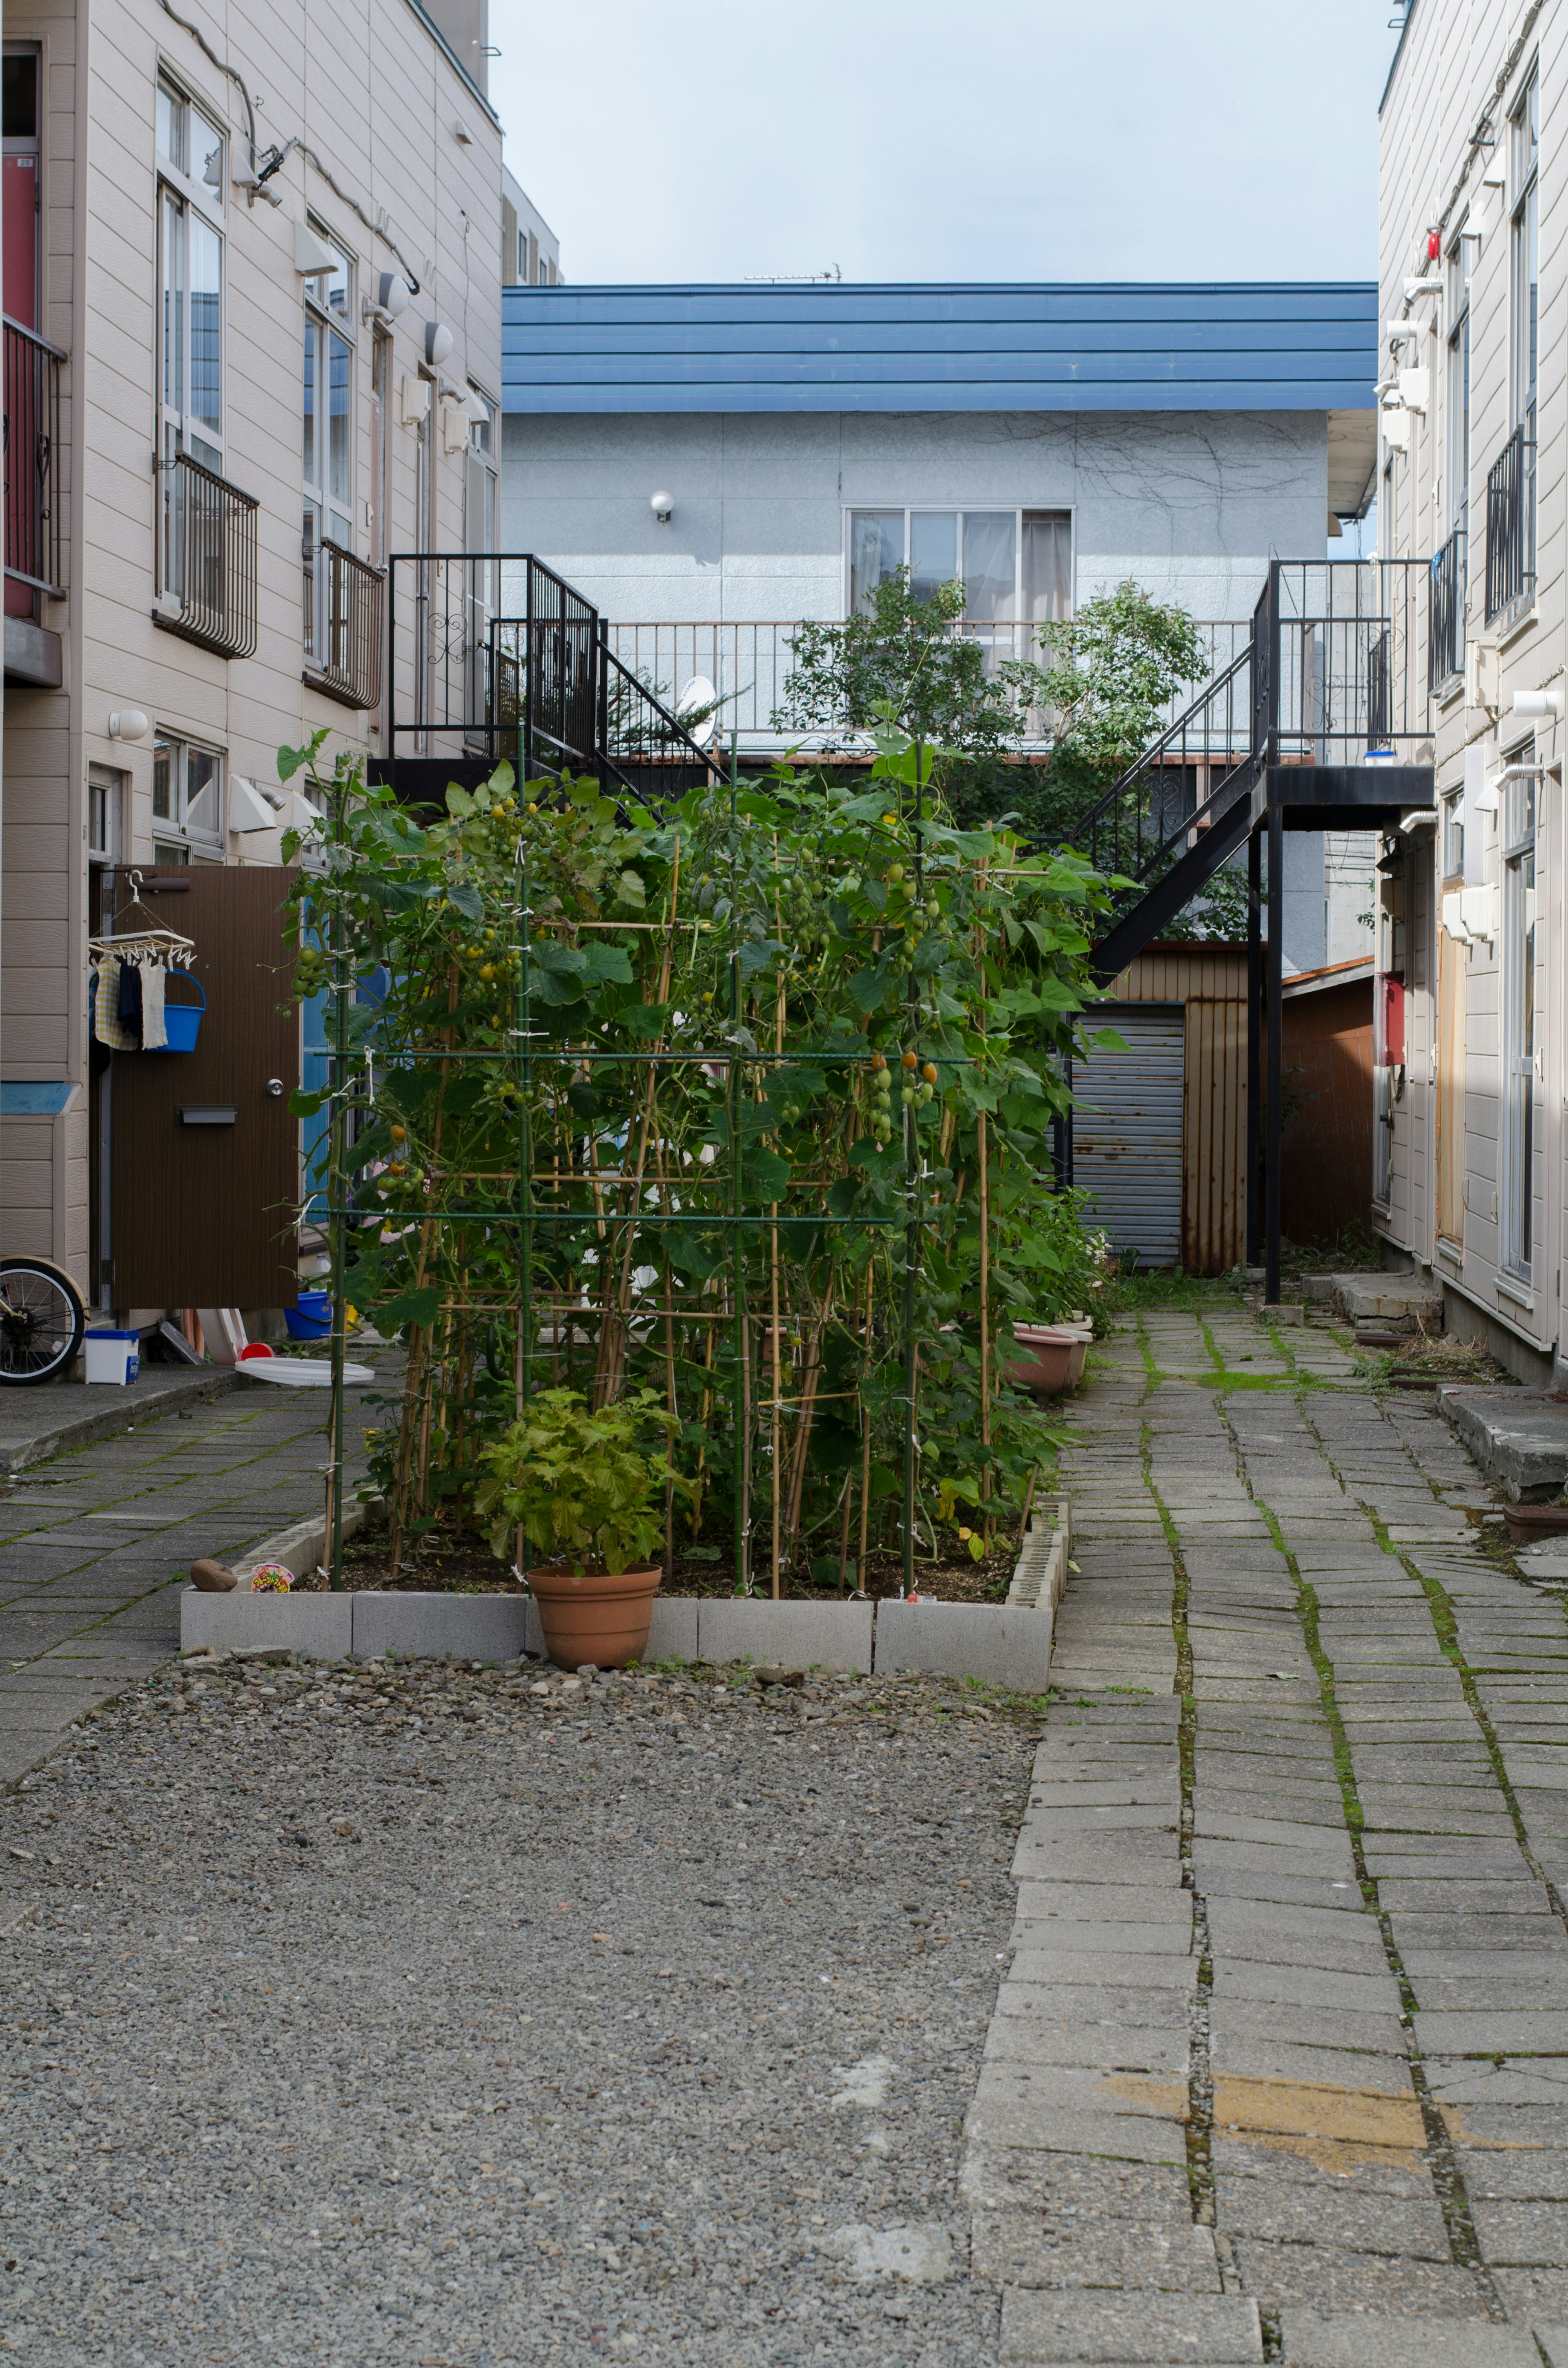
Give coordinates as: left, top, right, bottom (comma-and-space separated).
1111, 948, 1247, 1276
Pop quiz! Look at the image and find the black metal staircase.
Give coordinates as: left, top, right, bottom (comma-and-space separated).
1064, 559, 1439, 1300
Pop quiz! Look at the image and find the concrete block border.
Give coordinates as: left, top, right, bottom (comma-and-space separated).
182, 1492, 1068, 1689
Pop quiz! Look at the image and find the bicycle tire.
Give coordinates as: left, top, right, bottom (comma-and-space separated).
0, 1256, 87, 1386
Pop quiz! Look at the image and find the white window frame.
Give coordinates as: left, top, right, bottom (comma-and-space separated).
155, 74, 226, 606
303, 220, 356, 667
87, 764, 124, 865
151, 729, 224, 860
1445, 221, 1470, 540
1508, 63, 1539, 609
1499, 753, 1537, 1280
843, 506, 1074, 650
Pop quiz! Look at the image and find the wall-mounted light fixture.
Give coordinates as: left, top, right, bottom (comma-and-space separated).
363, 270, 410, 326
424, 320, 455, 368
107, 710, 149, 741
650, 490, 673, 524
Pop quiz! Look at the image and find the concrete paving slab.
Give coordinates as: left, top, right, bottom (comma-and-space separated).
1278, 2313, 1533, 2366
1000, 2289, 1263, 2363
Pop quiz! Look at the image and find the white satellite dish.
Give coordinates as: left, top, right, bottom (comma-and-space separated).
677, 676, 719, 748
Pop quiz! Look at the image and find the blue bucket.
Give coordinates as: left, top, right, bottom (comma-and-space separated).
285, 1291, 332, 1341
163, 977, 205, 1053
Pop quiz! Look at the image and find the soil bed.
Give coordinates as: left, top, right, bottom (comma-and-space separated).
312, 1512, 1023, 1603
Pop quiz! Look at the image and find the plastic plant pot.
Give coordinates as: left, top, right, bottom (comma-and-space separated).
1005, 1325, 1078, 1395
526, 1564, 662, 1670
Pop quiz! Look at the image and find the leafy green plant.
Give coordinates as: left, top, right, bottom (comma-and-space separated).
280, 713, 1119, 1592
475, 1388, 692, 1575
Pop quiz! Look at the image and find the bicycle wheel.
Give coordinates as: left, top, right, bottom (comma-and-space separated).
0, 1257, 87, 1386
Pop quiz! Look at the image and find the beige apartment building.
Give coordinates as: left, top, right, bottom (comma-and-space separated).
1, 0, 506, 1311
1376, 0, 1568, 1380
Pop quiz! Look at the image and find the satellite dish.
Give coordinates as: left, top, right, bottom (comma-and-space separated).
677, 676, 719, 748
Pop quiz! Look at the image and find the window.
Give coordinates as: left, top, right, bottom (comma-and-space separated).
303, 224, 354, 664
1446, 224, 1470, 536
367, 331, 391, 569
156, 76, 225, 604
3, 47, 40, 332
846, 507, 1071, 658
87, 764, 124, 864
1510, 65, 1538, 590
465, 393, 499, 736
152, 731, 223, 859
1441, 787, 1464, 883
1501, 758, 1537, 1279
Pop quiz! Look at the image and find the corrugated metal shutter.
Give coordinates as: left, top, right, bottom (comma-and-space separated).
1074, 1006, 1185, 1266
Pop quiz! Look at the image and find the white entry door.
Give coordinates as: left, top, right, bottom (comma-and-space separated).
1073, 1005, 1185, 1267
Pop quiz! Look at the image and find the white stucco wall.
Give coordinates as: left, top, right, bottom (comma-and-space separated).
500, 407, 1331, 627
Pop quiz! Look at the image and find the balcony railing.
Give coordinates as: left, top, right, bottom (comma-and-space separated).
1485, 423, 1535, 624
1427, 528, 1465, 692
156, 450, 258, 659
305, 537, 383, 709
4, 315, 65, 600
599, 616, 1253, 750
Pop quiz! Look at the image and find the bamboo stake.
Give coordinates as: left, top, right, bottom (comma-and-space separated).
856, 1262, 874, 1588
769, 1213, 783, 1600
783, 1275, 832, 1561
979, 1108, 992, 1546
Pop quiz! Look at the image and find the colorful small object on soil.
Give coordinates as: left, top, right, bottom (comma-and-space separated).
251, 1563, 294, 1593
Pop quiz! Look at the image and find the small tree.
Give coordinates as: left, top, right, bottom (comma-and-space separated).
772, 570, 1031, 758
775, 573, 1210, 849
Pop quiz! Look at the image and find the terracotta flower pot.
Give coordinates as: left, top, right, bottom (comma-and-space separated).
1006, 1325, 1078, 1395
527, 1563, 662, 1670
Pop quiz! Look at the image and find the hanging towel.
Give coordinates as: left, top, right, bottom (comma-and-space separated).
116, 958, 144, 1047
141, 961, 167, 1050
93, 956, 138, 1051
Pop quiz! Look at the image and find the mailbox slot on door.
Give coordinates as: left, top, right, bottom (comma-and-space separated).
177, 1106, 238, 1126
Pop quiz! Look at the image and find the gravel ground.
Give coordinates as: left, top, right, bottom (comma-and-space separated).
0, 1653, 1037, 2365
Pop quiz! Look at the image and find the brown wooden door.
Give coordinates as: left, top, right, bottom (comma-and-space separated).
109, 867, 299, 1308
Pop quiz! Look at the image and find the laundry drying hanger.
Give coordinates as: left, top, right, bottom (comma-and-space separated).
88, 870, 197, 965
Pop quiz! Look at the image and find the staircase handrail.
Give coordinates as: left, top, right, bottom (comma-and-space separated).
1065, 643, 1253, 870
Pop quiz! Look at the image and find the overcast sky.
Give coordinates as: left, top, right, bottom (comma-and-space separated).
490, 2, 1400, 286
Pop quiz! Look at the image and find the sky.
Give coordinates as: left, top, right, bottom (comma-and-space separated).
489, 1, 1402, 286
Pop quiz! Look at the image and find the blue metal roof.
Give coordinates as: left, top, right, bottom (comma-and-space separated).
501, 282, 1378, 415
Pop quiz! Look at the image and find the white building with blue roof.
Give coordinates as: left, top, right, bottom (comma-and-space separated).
499, 279, 1379, 680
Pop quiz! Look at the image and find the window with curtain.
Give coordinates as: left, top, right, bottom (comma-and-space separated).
846, 507, 1072, 655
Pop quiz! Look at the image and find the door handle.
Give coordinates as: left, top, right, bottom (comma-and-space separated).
266, 1078, 285, 1097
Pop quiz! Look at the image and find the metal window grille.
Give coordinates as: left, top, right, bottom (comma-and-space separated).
307, 538, 383, 709
156, 450, 258, 658
1486, 424, 1533, 622
1427, 528, 1465, 691
3, 314, 65, 598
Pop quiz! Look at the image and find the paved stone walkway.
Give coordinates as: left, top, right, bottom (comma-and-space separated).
0, 1374, 379, 1786
969, 1305, 1568, 2365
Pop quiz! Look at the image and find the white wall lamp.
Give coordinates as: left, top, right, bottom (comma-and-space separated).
363, 270, 410, 326
107, 709, 149, 740
424, 320, 455, 368
650, 490, 673, 524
